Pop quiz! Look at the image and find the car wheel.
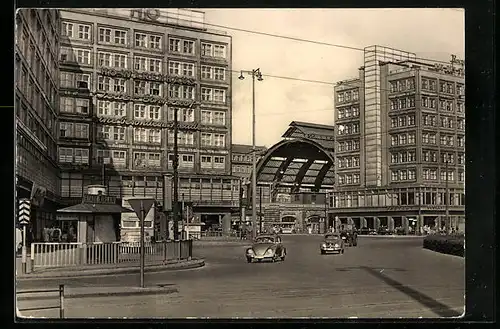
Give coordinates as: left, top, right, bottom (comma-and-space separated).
321, 250, 325, 255
341, 249, 345, 254
281, 250, 286, 261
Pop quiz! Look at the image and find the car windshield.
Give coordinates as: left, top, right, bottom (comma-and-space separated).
255, 236, 275, 243
325, 235, 340, 241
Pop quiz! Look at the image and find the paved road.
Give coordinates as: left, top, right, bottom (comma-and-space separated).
16, 235, 464, 318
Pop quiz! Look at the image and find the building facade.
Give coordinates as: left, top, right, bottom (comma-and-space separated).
231, 144, 267, 180
56, 9, 239, 235
15, 9, 61, 241
330, 45, 465, 234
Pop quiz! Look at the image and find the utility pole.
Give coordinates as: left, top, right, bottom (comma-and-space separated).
259, 186, 262, 233
238, 69, 263, 240
172, 102, 195, 241
173, 106, 180, 241
181, 193, 185, 240
445, 159, 450, 234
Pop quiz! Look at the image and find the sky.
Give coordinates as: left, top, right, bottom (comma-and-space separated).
199, 8, 465, 148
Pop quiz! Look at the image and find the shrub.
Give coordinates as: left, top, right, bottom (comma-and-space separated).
423, 234, 465, 257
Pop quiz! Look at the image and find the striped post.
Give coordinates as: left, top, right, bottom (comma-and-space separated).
18, 199, 31, 274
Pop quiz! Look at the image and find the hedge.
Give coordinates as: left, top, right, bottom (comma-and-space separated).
423, 234, 465, 257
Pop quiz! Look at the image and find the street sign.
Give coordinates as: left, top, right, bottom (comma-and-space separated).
128, 198, 155, 219
18, 199, 31, 225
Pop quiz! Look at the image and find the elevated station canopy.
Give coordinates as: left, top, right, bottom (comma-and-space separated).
256, 121, 335, 192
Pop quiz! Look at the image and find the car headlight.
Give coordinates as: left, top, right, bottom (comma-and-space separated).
321, 243, 326, 248
264, 249, 274, 256
334, 244, 339, 247
246, 249, 254, 255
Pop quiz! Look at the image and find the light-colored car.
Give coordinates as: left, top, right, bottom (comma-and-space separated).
246, 234, 286, 263
320, 233, 345, 254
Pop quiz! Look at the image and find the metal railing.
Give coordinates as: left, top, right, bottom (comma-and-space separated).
17, 284, 65, 318
30, 240, 193, 271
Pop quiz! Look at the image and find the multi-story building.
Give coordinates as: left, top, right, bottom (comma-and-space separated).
330, 45, 465, 234
57, 9, 239, 234
15, 9, 61, 241
231, 144, 267, 180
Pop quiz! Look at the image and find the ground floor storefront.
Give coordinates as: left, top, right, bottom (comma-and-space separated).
327, 208, 465, 235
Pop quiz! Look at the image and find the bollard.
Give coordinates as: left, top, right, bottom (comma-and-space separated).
59, 284, 65, 318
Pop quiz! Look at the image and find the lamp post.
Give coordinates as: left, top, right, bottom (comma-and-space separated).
238, 69, 263, 239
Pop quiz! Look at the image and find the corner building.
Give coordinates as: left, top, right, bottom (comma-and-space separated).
57, 9, 239, 234
15, 9, 61, 241
330, 45, 465, 234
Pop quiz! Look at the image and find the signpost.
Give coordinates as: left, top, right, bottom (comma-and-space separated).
127, 198, 155, 288
18, 199, 31, 274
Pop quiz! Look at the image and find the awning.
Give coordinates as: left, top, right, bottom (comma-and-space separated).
57, 203, 134, 215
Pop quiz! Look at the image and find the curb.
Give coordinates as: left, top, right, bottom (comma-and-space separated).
16, 259, 205, 281
17, 287, 179, 301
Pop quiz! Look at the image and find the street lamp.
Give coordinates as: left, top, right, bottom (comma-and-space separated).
238, 68, 263, 239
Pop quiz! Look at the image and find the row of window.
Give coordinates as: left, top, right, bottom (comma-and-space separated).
337, 173, 360, 185
62, 48, 227, 81
389, 78, 415, 93
337, 123, 360, 135
60, 72, 228, 103
390, 97, 416, 110
422, 151, 465, 164
422, 169, 465, 182
97, 125, 227, 147
59, 147, 227, 170
232, 165, 252, 174
337, 106, 360, 119
337, 139, 360, 152
390, 169, 417, 182
390, 114, 416, 128
422, 114, 465, 130
390, 132, 416, 146
390, 151, 416, 164
17, 60, 57, 111
337, 156, 360, 169
336, 89, 359, 104
62, 22, 228, 59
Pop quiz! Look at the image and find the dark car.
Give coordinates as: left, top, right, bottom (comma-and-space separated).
339, 230, 358, 247
377, 226, 391, 235
245, 234, 286, 263
320, 233, 345, 254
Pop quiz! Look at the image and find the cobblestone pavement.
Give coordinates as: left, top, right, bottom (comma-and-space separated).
16, 235, 464, 319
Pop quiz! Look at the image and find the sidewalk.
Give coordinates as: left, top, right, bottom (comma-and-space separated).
17, 284, 179, 301
358, 234, 424, 238
16, 258, 205, 280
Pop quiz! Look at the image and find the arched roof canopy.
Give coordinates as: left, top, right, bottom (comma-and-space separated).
254, 138, 335, 193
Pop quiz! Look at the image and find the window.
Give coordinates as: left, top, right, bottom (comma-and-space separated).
458, 172, 465, 182
457, 119, 465, 130
391, 171, 399, 181
98, 27, 111, 43
201, 155, 212, 169
149, 35, 161, 49
149, 82, 160, 95
352, 106, 359, 117
179, 154, 194, 168
76, 74, 91, 89
213, 156, 225, 169
134, 104, 161, 120
135, 33, 147, 47
201, 42, 226, 58
74, 123, 89, 138
99, 125, 125, 141
62, 22, 73, 37
408, 169, 416, 180
168, 84, 194, 99
169, 108, 194, 122
169, 38, 180, 52
134, 80, 146, 95
59, 147, 73, 163
60, 97, 73, 113
59, 122, 73, 137
181, 63, 194, 76
114, 30, 126, 45
337, 92, 344, 103
183, 40, 195, 54
98, 52, 112, 67
75, 99, 89, 114
408, 132, 415, 144
458, 136, 465, 147
77, 24, 91, 40
98, 76, 126, 93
